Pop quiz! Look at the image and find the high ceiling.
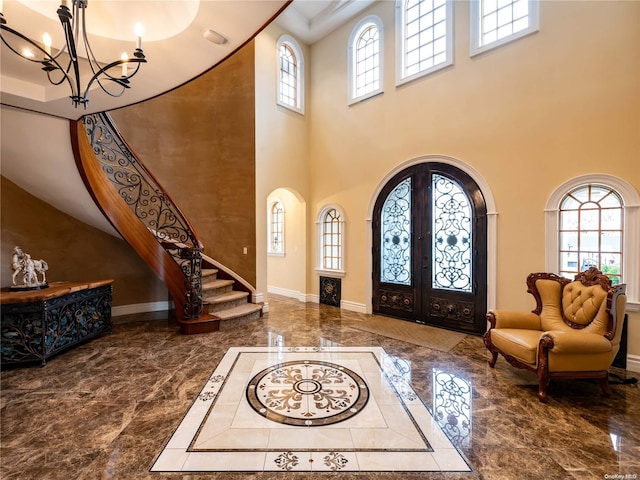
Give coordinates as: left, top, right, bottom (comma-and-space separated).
0, 0, 374, 120
274, 0, 374, 44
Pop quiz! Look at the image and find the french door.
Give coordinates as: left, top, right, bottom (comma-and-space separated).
372, 163, 487, 335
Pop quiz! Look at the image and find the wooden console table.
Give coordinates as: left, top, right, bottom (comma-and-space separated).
1, 280, 113, 367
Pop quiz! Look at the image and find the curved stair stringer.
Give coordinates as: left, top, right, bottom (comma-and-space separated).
70, 115, 220, 334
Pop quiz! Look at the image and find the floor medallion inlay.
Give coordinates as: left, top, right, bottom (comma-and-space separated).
150, 346, 471, 473
246, 360, 369, 426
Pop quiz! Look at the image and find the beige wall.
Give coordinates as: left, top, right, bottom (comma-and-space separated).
298, 2, 639, 352
110, 42, 258, 286
266, 188, 307, 298
255, 24, 311, 303
1, 176, 166, 307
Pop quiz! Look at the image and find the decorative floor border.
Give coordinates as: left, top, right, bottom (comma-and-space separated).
150, 346, 471, 473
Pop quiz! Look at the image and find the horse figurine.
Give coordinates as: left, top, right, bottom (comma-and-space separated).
11, 246, 48, 288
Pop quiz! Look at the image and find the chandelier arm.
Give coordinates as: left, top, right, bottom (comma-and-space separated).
1, 25, 76, 92
46, 69, 69, 86
79, 3, 101, 78
82, 58, 146, 103
1, 26, 55, 63
122, 60, 145, 81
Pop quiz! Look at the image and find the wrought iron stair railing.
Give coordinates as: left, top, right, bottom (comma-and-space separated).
71, 111, 212, 330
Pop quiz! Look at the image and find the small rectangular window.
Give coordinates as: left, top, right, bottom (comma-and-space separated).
470, 0, 539, 56
396, 0, 454, 86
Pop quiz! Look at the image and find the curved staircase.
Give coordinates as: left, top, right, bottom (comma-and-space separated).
71, 112, 263, 334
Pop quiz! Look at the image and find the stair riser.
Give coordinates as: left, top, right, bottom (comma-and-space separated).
206, 297, 252, 313
202, 284, 234, 296
218, 309, 262, 331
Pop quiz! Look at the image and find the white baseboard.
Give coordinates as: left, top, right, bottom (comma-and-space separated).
340, 300, 367, 313
267, 286, 307, 302
304, 293, 319, 303
253, 292, 264, 304
112, 301, 171, 317
626, 355, 640, 373
267, 288, 365, 313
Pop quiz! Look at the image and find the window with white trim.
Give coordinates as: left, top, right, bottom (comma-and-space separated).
558, 185, 623, 285
349, 16, 383, 103
277, 35, 304, 114
269, 201, 284, 255
470, 0, 539, 56
317, 205, 346, 276
545, 174, 640, 307
396, 0, 453, 85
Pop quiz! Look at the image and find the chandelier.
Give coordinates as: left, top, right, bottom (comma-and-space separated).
0, 0, 146, 108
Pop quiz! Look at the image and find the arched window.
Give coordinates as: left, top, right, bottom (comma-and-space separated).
396, 0, 453, 85
269, 201, 284, 255
277, 35, 304, 114
317, 205, 346, 275
349, 16, 383, 103
558, 185, 623, 284
470, 0, 540, 56
546, 174, 640, 307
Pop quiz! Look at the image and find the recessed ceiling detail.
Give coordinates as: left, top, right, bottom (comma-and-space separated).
17, 0, 199, 41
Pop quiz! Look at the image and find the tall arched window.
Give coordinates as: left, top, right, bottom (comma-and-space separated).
348, 16, 383, 104
396, 0, 453, 85
269, 201, 284, 255
277, 35, 304, 114
558, 185, 623, 284
317, 205, 346, 275
546, 174, 640, 307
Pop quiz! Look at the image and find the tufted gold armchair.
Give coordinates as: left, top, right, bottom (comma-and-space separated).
484, 268, 627, 402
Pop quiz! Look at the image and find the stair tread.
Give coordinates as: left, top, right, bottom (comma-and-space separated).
202, 279, 234, 289
202, 268, 219, 277
204, 290, 249, 303
216, 303, 262, 320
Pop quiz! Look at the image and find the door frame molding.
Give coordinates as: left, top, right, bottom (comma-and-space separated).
365, 155, 498, 317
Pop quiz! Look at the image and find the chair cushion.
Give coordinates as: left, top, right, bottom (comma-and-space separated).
490, 329, 543, 366
562, 281, 607, 326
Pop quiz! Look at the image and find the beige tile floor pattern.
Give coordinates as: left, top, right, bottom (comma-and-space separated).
151, 346, 470, 473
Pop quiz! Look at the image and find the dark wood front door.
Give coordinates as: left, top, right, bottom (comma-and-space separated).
372, 163, 487, 335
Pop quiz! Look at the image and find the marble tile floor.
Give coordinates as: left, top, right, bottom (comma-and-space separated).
1, 295, 639, 480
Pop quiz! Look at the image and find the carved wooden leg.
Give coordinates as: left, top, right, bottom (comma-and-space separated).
600, 376, 611, 397
488, 350, 498, 368
483, 331, 498, 368
537, 372, 550, 402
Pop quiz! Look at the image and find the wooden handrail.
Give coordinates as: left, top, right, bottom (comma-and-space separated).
70, 113, 206, 325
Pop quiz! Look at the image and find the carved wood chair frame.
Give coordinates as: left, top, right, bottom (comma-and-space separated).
483, 268, 626, 402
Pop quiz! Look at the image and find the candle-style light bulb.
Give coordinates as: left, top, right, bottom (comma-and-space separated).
43, 32, 52, 56
134, 22, 143, 50
121, 52, 128, 77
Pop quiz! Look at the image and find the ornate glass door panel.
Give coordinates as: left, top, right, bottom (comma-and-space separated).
432, 174, 472, 292
373, 163, 487, 334
381, 178, 412, 286
373, 171, 418, 320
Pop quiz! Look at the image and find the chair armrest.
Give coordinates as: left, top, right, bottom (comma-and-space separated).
541, 330, 612, 354
487, 310, 541, 330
